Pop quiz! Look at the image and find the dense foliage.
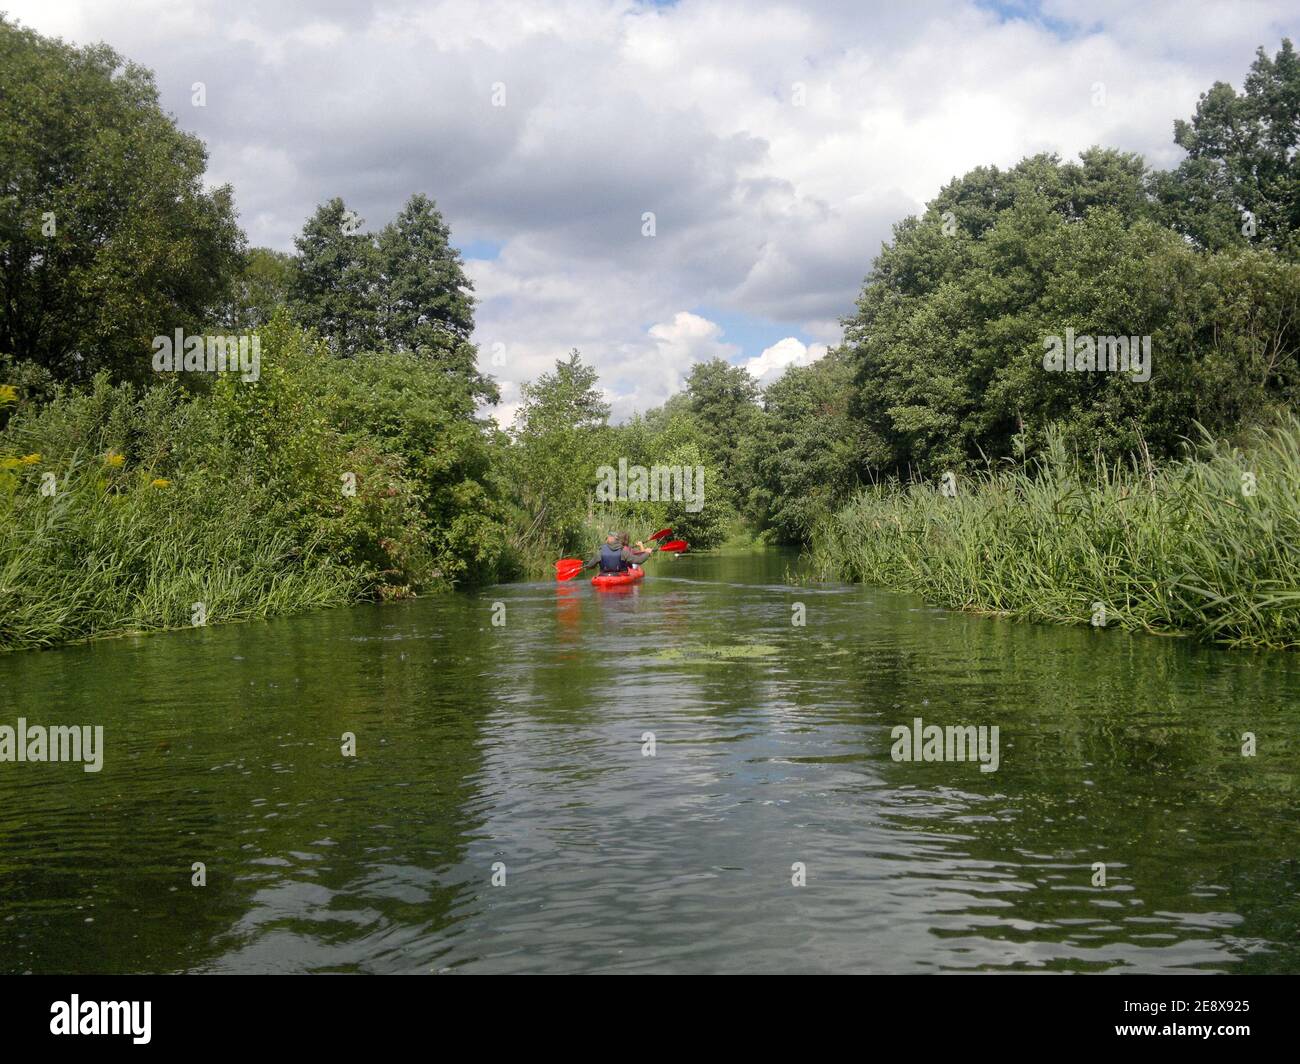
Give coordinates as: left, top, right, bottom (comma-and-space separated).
0, 16, 244, 384
0, 314, 510, 649
2, 18, 1299, 650
844, 172, 1300, 476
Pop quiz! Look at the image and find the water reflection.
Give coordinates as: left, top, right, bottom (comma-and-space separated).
0, 547, 1297, 973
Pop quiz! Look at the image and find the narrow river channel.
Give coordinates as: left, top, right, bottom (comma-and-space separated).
2, 548, 1297, 973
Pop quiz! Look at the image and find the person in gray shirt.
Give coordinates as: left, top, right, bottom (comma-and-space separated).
583, 531, 656, 572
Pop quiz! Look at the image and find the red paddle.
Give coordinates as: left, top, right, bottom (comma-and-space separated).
554, 558, 584, 581
658, 539, 688, 553
648, 528, 673, 541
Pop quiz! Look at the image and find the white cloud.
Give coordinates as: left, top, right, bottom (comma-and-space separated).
745, 337, 828, 386
480, 310, 737, 426
648, 312, 738, 363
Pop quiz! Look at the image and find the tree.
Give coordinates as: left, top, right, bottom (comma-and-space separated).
929, 148, 1152, 242
287, 193, 495, 396
377, 193, 491, 398
1154, 39, 1300, 258
377, 193, 476, 355
683, 358, 761, 506
311, 348, 510, 585
747, 351, 859, 542
227, 247, 295, 330
843, 152, 1300, 476
509, 351, 610, 554
289, 198, 381, 357
606, 401, 727, 547
0, 16, 244, 382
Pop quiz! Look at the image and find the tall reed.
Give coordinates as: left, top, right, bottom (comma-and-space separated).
0, 454, 363, 652
808, 420, 1300, 649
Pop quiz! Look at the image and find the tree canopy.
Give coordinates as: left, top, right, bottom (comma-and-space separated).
0, 15, 244, 383
1154, 39, 1300, 258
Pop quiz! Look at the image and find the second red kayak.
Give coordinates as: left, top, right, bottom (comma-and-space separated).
591, 567, 645, 589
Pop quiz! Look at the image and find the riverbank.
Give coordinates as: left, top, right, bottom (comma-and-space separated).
0, 318, 511, 653
808, 419, 1300, 649
0, 323, 731, 653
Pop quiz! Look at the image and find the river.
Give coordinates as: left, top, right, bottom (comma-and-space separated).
1, 547, 1298, 973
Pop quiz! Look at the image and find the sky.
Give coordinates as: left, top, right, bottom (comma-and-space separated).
7, 0, 1297, 423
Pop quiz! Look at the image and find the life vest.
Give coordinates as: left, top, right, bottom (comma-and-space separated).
599, 543, 626, 573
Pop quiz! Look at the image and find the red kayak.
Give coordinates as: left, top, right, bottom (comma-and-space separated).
591, 567, 645, 589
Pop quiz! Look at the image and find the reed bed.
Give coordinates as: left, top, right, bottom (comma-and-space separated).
0, 455, 363, 652
808, 421, 1300, 649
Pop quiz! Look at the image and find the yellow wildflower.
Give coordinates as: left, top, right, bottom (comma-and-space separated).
20, 453, 40, 465
104, 451, 125, 468
0, 385, 17, 406
150, 478, 171, 488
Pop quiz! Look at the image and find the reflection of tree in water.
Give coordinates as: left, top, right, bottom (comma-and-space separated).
3, 549, 1297, 973
0, 594, 498, 973
820, 601, 1300, 972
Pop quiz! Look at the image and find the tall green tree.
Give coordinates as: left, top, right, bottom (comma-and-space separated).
1154, 39, 1300, 258
377, 193, 478, 366
0, 16, 244, 382
379, 194, 473, 338
744, 351, 859, 542
288, 194, 493, 394
509, 350, 610, 554
289, 198, 381, 356
684, 358, 761, 505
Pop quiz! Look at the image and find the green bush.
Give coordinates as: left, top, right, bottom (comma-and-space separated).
0, 314, 514, 651
308, 347, 511, 586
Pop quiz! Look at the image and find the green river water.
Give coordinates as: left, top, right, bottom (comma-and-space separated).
1, 547, 1298, 973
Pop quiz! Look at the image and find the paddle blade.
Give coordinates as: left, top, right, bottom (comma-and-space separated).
648, 528, 673, 541
658, 539, 688, 553
554, 558, 584, 581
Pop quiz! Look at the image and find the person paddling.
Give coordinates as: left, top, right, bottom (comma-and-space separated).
584, 532, 628, 575
583, 531, 656, 574
620, 531, 654, 569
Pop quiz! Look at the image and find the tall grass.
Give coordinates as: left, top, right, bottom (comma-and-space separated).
0, 321, 507, 653
0, 454, 364, 652
808, 419, 1300, 649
